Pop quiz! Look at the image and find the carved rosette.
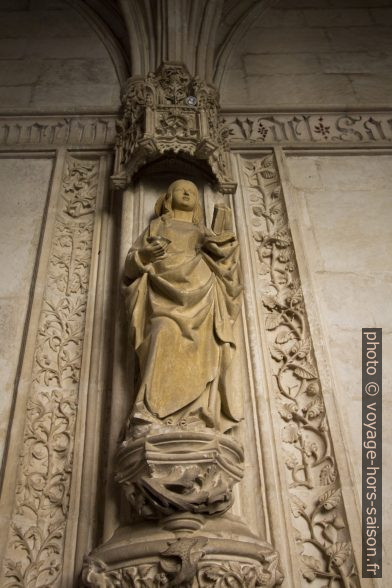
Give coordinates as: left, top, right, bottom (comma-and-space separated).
241, 154, 359, 586
115, 432, 244, 518
2, 156, 100, 588
112, 63, 235, 193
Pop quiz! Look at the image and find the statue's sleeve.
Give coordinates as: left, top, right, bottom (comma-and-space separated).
122, 228, 151, 352
123, 228, 150, 285
202, 230, 243, 323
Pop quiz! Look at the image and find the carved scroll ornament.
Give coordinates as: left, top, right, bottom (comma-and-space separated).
242, 154, 359, 586
2, 156, 99, 588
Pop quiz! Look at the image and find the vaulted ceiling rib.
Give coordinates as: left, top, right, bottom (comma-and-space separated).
72, 0, 277, 90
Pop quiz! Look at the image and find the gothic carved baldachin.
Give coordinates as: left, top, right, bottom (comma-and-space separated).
112, 63, 235, 192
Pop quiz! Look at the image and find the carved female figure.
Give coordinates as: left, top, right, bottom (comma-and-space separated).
123, 179, 243, 437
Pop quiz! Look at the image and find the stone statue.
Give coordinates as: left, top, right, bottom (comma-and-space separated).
83, 180, 283, 586
122, 179, 243, 438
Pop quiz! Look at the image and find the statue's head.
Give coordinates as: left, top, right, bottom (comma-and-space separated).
155, 179, 203, 224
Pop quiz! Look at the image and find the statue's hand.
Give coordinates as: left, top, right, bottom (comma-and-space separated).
139, 237, 169, 264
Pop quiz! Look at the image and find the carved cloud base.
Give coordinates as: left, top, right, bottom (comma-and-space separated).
82, 514, 284, 587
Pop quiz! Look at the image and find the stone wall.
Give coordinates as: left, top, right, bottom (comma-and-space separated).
0, 157, 53, 468
286, 153, 392, 580
221, 0, 392, 107
0, 0, 121, 469
0, 1, 389, 585
0, 0, 121, 112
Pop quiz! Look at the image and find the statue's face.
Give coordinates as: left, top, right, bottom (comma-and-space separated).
170, 180, 198, 212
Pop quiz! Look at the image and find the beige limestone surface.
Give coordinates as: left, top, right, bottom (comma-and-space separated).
286, 153, 392, 581
221, 0, 392, 108
122, 180, 243, 434
0, 0, 121, 113
0, 156, 52, 469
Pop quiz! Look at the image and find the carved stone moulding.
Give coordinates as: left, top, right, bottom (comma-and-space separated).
111, 62, 236, 193
240, 153, 359, 586
0, 115, 117, 146
1, 155, 101, 588
82, 515, 284, 587
115, 431, 244, 519
225, 111, 392, 145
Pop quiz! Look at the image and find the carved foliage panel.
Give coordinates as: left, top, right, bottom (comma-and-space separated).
2, 155, 100, 588
240, 154, 359, 587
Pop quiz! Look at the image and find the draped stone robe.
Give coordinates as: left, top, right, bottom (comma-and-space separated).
123, 213, 243, 434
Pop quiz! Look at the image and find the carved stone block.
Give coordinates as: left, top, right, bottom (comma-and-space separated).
1, 155, 100, 588
240, 153, 359, 586
82, 515, 283, 587
115, 431, 244, 519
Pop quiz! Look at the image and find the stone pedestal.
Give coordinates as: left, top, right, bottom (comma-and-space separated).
115, 431, 244, 518
83, 514, 283, 587
82, 429, 283, 587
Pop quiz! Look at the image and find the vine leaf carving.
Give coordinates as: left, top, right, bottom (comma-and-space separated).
2, 155, 99, 588
319, 488, 342, 511
243, 154, 359, 586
